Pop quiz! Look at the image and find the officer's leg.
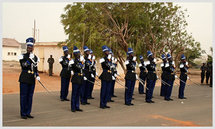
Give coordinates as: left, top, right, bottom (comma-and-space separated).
60, 77, 64, 100
179, 79, 186, 98
202, 74, 205, 84
76, 84, 81, 109
125, 79, 131, 104
71, 83, 77, 111
130, 80, 136, 103
145, 79, 151, 102
168, 80, 174, 99
100, 80, 107, 108
20, 83, 28, 116
138, 77, 144, 94
26, 83, 35, 115
65, 78, 70, 100
112, 80, 116, 97
151, 80, 156, 100
84, 81, 90, 103
80, 81, 86, 104
105, 81, 111, 106
206, 73, 209, 84
160, 78, 165, 96
201, 73, 204, 84
165, 80, 171, 100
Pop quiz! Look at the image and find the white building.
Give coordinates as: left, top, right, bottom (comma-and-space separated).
2, 38, 21, 61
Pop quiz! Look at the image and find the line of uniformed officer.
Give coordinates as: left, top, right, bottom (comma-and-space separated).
138, 55, 147, 94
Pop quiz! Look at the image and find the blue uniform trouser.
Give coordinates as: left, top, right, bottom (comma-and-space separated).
100, 80, 111, 107
145, 79, 156, 101
88, 78, 95, 98
108, 80, 116, 101
71, 83, 81, 111
160, 78, 166, 96
179, 79, 187, 98
164, 80, 174, 99
81, 80, 90, 103
125, 79, 136, 104
60, 77, 70, 100
138, 76, 146, 94
20, 83, 35, 116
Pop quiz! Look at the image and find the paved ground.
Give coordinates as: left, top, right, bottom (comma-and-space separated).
3, 83, 212, 126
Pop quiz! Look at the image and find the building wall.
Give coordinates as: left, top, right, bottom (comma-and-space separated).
2, 46, 21, 61
34, 45, 63, 75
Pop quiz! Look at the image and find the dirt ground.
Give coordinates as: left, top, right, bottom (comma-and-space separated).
3, 61, 205, 94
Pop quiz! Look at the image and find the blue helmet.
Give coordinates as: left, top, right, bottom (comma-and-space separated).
147, 51, 153, 57
73, 46, 80, 54
181, 54, 186, 60
127, 48, 134, 55
139, 55, 143, 60
161, 54, 166, 59
83, 46, 90, 52
62, 46, 68, 52
167, 53, 171, 59
102, 45, 109, 52
26, 37, 35, 47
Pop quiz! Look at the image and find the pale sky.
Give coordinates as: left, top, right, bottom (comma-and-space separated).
2, 2, 213, 54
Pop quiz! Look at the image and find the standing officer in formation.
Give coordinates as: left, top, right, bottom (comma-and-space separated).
178, 54, 189, 99
88, 49, 96, 99
206, 62, 211, 84
69, 46, 85, 112
110, 49, 118, 98
99, 45, 112, 109
160, 54, 167, 97
138, 55, 147, 94
145, 51, 157, 103
18, 37, 40, 119
47, 55, 55, 76
164, 53, 175, 101
80, 46, 91, 105
200, 63, 206, 84
124, 48, 136, 106
59, 46, 71, 101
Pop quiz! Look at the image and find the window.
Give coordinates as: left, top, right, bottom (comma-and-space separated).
8, 52, 10, 56
11, 52, 13, 56
14, 52, 17, 56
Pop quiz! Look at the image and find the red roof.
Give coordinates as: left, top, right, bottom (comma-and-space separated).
3, 38, 21, 47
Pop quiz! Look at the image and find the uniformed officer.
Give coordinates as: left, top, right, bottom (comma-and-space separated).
138, 55, 147, 94
164, 53, 175, 101
107, 48, 116, 102
124, 48, 137, 106
178, 54, 189, 99
99, 45, 112, 109
69, 46, 85, 112
59, 46, 71, 101
47, 55, 55, 76
209, 63, 212, 87
160, 54, 167, 97
80, 46, 91, 105
87, 49, 96, 99
18, 37, 40, 119
145, 51, 157, 103
200, 63, 206, 84
206, 62, 210, 84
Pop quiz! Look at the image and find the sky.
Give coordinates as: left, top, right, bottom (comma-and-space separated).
2, 2, 213, 55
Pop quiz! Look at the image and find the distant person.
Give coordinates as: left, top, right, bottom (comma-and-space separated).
47, 55, 55, 76
18, 37, 40, 119
206, 62, 210, 84
200, 63, 206, 84
209, 62, 212, 87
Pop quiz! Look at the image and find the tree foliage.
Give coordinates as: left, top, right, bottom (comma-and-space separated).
60, 2, 204, 71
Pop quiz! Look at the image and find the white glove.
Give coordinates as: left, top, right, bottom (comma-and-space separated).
80, 55, 84, 62
175, 75, 178, 78
67, 54, 71, 59
88, 54, 92, 60
133, 56, 137, 61
112, 76, 116, 80
136, 74, 139, 80
36, 76, 40, 81
157, 75, 159, 79
84, 76, 87, 80
187, 76, 189, 79
71, 71, 74, 75
114, 73, 117, 77
91, 74, 95, 78
96, 72, 98, 76
59, 57, 63, 62
107, 54, 112, 60
29, 53, 34, 59
92, 55, 96, 60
